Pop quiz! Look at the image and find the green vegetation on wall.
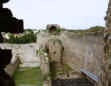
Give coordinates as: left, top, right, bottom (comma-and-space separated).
50, 61, 73, 79
55, 28, 62, 34
42, 73, 51, 81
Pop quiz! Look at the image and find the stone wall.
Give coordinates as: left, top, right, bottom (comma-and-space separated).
5, 58, 20, 76
37, 31, 104, 76
0, 31, 104, 83
60, 32, 104, 76
46, 39, 63, 63
0, 43, 40, 67
0, 43, 52, 85
98, 0, 111, 85
37, 45, 52, 86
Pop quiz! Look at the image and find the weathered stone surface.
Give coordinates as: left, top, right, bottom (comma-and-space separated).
98, 0, 111, 86
37, 45, 52, 86
37, 31, 104, 76
46, 39, 63, 63
5, 58, 20, 77
0, 44, 40, 67
60, 32, 104, 75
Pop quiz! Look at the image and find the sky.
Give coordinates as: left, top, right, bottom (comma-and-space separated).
4, 0, 109, 29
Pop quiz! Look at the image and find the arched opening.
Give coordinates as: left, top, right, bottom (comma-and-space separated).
49, 26, 57, 33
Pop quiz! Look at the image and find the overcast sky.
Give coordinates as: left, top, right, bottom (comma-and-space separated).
4, 0, 109, 29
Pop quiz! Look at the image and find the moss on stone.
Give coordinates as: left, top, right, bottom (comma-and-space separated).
50, 61, 73, 79
42, 73, 51, 81
62, 64, 73, 72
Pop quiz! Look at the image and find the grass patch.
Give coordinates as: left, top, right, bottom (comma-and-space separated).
50, 61, 73, 79
13, 67, 43, 86
43, 73, 51, 81
62, 64, 73, 72
50, 61, 63, 79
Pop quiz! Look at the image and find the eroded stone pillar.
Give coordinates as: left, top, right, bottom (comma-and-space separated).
98, 0, 111, 86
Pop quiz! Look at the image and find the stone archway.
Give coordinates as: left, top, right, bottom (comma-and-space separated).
49, 26, 57, 33
46, 24, 60, 33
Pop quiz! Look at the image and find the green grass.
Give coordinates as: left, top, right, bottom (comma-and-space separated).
50, 61, 63, 79
62, 64, 73, 72
50, 61, 73, 79
43, 73, 51, 81
13, 67, 43, 86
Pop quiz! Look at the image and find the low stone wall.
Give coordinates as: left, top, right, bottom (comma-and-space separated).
37, 45, 52, 86
5, 58, 20, 77
0, 43, 40, 67
57, 72, 82, 79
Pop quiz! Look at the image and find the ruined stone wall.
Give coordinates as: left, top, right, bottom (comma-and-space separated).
0, 43, 40, 67
46, 39, 63, 63
98, 0, 111, 85
5, 58, 20, 76
60, 32, 104, 76
37, 45, 52, 86
37, 31, 104, 76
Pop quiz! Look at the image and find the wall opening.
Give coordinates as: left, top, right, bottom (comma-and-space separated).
49, 26, 57, 33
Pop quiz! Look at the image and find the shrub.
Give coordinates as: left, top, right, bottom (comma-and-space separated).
3, 30, 37, 44
68, 26, 105, 34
